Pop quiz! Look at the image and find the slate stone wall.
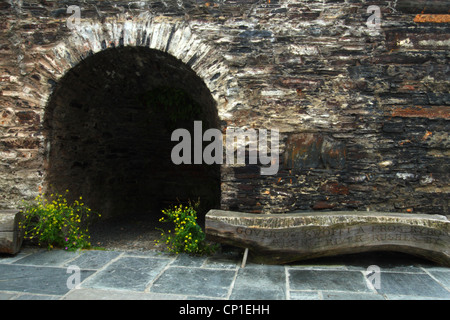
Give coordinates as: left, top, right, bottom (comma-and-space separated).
0, 0, 448, 217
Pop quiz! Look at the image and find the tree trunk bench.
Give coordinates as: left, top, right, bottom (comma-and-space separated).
205, 210, 450, 266
0, 210, 24, 254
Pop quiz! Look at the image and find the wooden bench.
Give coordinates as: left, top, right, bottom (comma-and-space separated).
205, 210, 450, 267
0, 210, 24, 254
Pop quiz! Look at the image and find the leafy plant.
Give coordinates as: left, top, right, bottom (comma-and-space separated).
20, 191, 100, 251
155, 200, 217, 255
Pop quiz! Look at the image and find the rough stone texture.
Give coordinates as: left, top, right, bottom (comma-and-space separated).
0, 210, 23, 254
205, 209, 450, 266
0, 0, 449, 219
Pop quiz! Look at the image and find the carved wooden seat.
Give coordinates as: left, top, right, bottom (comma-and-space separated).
206, 210, 450, 267
0, 210, 24, 254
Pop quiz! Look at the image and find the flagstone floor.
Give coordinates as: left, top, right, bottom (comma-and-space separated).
0, 247, 449, 300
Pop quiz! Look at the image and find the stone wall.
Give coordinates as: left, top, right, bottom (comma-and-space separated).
0, 0, 449, 218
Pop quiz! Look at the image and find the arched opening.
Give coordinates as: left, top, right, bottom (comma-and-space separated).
43, 46, 221, 247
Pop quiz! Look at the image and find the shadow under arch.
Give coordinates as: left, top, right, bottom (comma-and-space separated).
43, 46, 221, 224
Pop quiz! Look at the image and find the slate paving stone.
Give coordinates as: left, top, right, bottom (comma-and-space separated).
321, 291, 385, 300
0, 292, 18, 300
230, 288, 285, 300
63, 288, 187, 300
12, 249, 80, 267
81, 256, 171, 292
62, 250, 123, 270
0, 264, 95, 295
171, 253, 208, 268
203, 250, 241, 269
14, 293, 61, 300
123, 250, 174, 259
0, 250, 36, 264
385, 294, 448, 300
426, 270, 450, 289
288, 269, 372, 293
288, 291, 320, 300
376, 272, 450, 298
230, 264, 286, 300
150, 266, 236, 298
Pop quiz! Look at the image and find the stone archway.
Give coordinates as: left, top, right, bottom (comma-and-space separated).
43, 45, 221, 223
27, 16, 233, 219
26, 17, 232, 248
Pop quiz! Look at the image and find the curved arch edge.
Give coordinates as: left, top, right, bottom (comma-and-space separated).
37, 17, 230, 111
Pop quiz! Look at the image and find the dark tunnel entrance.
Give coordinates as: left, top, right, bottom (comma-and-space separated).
43, 46, 221, 247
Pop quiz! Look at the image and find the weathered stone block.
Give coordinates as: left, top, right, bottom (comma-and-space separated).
206, 210, 450, 266
0, 210, 24, 254
284, 133, 324, 170
283, 133, 346, 171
